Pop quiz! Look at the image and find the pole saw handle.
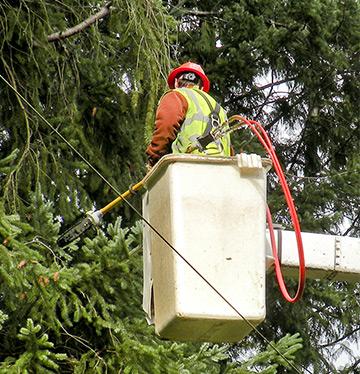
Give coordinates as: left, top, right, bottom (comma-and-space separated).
100, 180, 144, 215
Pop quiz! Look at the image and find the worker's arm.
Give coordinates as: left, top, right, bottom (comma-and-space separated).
146, 91, 188, 166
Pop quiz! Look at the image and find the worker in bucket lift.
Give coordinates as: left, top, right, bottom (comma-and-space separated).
146, 62, 232, 168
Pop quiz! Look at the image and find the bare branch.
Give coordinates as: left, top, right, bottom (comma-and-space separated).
169, 2, 218, 17
254, 70, 275, 120
343, 213, 360, 236
224, 77, 296, 106
264, 90, 306, 131
318, 355, 338, 373
47, 2, 112, 42
318, 326, 360, 348
344, 356, 360, 374
288, 126, 307, 172
182, 9, 218, 16
255, 78, 295, 92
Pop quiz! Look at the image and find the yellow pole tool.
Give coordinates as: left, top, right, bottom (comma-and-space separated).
57, 179, 145, 247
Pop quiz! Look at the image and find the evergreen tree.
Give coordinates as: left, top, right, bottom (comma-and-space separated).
0, 1, 303, 373
0, 191, 301, 372
0, 0, 172, 224
167, 0, 360, 371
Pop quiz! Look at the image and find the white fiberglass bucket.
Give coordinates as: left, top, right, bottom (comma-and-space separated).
142, 154, 271, 342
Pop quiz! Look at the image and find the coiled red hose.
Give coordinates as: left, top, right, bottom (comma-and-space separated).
230, 115, 306, 302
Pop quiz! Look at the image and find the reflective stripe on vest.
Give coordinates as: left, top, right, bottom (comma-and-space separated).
171, 88, 231, 156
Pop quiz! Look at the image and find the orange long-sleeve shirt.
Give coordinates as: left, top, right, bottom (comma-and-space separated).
146, 91, 188, 166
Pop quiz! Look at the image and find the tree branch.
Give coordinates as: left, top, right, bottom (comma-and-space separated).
322, 128, 359, 169
181, 9, 218, 16
47, 1, 112, 42
263, 90, 306, 132
344, 356, 360, 374
255, 78, 295, 92
288, 126, 307, 172
169, 2, 219, 17
224, 77, 296, 106
318, 326, 360, 348
318, 355, 338, 373
254, 70, 275, 120
342, 213, 360, 236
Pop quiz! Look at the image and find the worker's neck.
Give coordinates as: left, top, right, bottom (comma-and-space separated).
182, 84, 201, 90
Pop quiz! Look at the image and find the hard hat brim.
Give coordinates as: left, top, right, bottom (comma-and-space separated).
167, 66, 210, 93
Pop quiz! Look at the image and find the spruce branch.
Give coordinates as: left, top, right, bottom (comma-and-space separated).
3, 319, 67, 372
47, 2, 113, 42
322, 128, 359, 169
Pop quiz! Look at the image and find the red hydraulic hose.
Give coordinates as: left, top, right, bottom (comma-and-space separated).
230, 115, 306, 302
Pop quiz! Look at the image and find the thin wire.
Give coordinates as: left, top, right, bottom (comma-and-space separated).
0, 73, 309, 374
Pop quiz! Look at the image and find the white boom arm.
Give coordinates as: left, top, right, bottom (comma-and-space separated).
267, 230, 360, 282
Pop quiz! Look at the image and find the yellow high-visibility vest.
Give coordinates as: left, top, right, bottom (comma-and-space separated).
171, 88, 231, 156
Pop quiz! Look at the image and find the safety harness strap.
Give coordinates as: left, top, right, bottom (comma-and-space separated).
193, 89, 222, 150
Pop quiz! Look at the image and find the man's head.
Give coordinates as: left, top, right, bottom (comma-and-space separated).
167, 62, 210, 92
175, 72, 202, 89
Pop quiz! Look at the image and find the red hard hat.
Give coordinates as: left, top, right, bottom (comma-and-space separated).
167, 62, 210, 92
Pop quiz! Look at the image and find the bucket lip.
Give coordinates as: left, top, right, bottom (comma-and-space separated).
143, 154, 272, 189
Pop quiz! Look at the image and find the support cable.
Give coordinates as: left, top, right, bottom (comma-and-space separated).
0, 73, 310, 374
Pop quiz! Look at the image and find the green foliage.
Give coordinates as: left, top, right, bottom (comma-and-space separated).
0, 0, 171, 224
0, 148, 19, 176
0, 310, 8, 332
228, 333, 303, 374
261, 277, 360, 372
0, 197, 302, 373
0, 319, 67, 374
2, 0, 358, 372
222, 334, 302, 374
